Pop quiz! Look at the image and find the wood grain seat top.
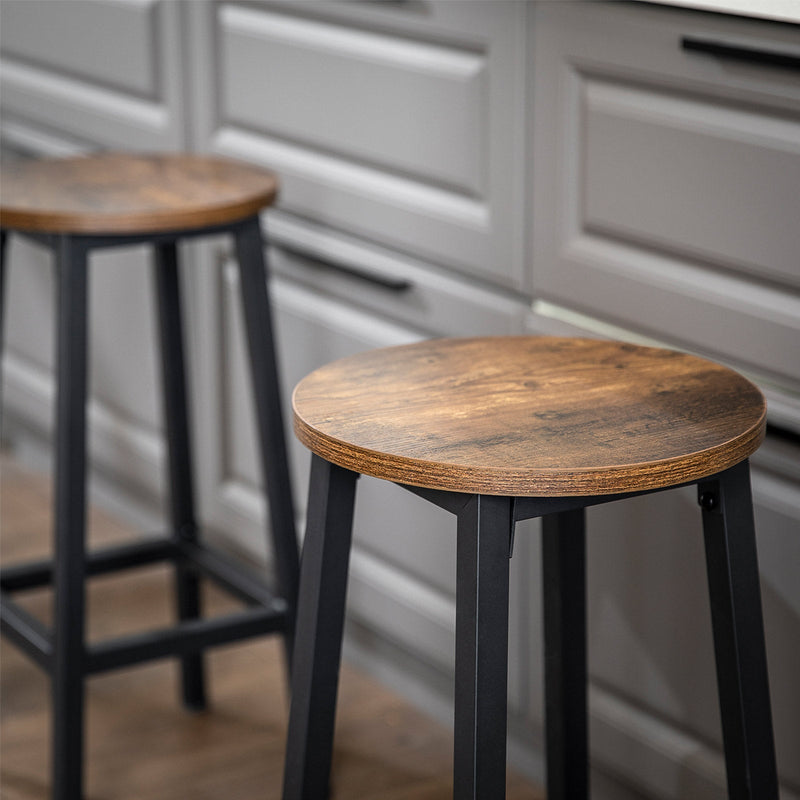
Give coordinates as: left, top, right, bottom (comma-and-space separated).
0, 153, 278, 235
293, 337, 766, 497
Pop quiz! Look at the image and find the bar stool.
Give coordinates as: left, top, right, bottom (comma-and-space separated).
282, 336, 778, 800
0, 153, 299, 800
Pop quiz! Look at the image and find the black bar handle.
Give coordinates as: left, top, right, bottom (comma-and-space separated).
272, 240, 413, 292
681, 35, 800, 70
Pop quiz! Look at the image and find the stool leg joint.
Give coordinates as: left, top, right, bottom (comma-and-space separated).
698, 489, 719, 512
177, 523, 198, 541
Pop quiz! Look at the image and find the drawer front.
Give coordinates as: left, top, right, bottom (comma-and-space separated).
189, 0, 528, 289
583, 80, 800, 288
263, 211, 527, 339
0, 0, 157, 97
532, 2, 800, 389
0, 0, 184, 150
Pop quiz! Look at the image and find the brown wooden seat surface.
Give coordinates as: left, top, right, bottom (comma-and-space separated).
292, 337, 766, 497
0, 153, 278, 235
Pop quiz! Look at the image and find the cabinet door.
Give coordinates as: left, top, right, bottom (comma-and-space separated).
531, 2, 800, 391
187, 0, 528, 289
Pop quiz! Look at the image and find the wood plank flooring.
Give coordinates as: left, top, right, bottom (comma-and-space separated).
0, 456, 544, 800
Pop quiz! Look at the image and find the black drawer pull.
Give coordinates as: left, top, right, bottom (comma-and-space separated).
681, 35, 800, 70
272, 240, 412, 292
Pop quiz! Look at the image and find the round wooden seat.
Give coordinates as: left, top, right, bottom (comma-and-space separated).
293, 336, 766, 496
0, 153, 278, 235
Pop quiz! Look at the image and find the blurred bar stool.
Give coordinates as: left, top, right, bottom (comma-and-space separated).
0, 153, 299, 800
282, 336, 778, 800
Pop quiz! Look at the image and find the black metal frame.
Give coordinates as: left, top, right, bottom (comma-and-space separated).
282, 456, 778, 800
0, 216, 299, 800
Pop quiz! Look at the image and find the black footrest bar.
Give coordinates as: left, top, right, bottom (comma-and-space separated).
85, 605, 287, 674
0, 591, 53, 669
179, 540, 282, 610
0, 538, 178, 592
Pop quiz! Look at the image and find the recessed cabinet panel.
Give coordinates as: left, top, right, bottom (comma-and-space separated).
584, 79, 800, 287
0, 0, 183, 150
0, 0, 157, 98
220, 5, 486, 197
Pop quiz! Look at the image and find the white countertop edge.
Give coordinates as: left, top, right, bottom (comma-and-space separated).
642, 0, 800, 24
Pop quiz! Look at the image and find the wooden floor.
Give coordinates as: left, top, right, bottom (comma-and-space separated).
0, 456, 544, 800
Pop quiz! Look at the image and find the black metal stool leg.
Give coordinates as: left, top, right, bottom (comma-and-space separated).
454, 494, 513, 799
282, 455, 358, 800
1, 229, 7, 411
52, 235, 89, 800
153, 240, 206, 711
1, 229, 7, 349
542, 507, 588, 800
699, 460, 779, 800
234, 216, 300, 666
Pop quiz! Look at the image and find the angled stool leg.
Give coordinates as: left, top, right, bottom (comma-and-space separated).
542, 507, 587, 800
153, 240, 206, 710
1, 229, 7, 410
52, 235, 89, 800
454, 494, 513, 800
282, 455, 358, 800
235, 216, 300, 665
1, 229, 7, 354
699, 460, 778, 800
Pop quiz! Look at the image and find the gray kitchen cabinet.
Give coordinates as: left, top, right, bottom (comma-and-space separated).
531, 2, 800, 393
186, 0, 529, 290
